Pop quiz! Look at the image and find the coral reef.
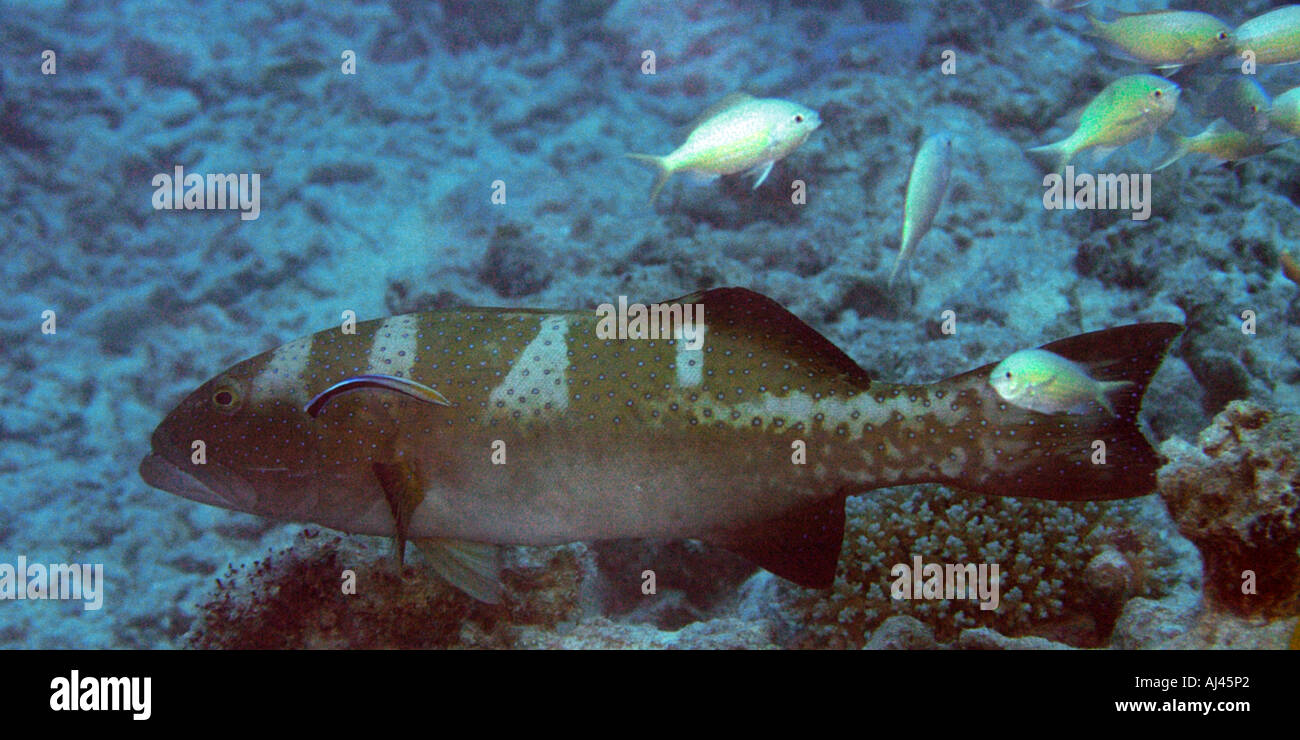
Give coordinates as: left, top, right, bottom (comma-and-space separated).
515, 616, 777, 649
856, 614, 1076, 649
781, 485, 1186, 648
185, 531, 580, 649
588, 539, 757, 629
1158, 401, 1300, 618
1113, 597, 1296, 649
863, 615, 939, 649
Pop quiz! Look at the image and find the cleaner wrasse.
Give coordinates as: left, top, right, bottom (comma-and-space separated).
140, 288, 1182, 601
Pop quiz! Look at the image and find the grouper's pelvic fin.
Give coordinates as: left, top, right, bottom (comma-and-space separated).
934, 322, 1183, 502
414, 539, 503, 604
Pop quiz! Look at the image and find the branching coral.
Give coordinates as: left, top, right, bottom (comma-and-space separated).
785, 485, 1182, 648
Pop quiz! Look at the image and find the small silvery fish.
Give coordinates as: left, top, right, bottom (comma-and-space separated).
1268, 86, 1300, 135
989, 348, 1133, 416
1027, 74, 1180, 175
1087, 10, 1233, 71
627, 93, 820, 202
1154, 119, 1291, 171
1207, 77, 1271, 134
889, 132, 953, 286
140, 288, 1182, 600
1234, 5, 1300, 66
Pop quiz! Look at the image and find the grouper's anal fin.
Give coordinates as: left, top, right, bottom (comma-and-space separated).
706, 495, 847, 589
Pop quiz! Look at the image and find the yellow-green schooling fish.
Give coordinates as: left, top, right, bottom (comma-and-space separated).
1268, 86, 1300, 135
1087, 10, 1233, 70
1234, 5, 1300, 66
627, 93, 820, 203
990, 348, 1133, 416
1028, 74, 1180, 175
889, 132, 953, 286
1154, 119, 1291, 171
140, 289, 1181, 600
1206, 77, 1271, 134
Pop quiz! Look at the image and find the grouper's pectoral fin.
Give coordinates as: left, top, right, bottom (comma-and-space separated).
414, 539, 503, 604
706, 496, 846, 589
372, 461, 426, 567
372, 461, 504, 603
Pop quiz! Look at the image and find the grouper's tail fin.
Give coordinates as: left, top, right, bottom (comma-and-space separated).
1040, 322, 1184, 422
936, 322, 1183, 502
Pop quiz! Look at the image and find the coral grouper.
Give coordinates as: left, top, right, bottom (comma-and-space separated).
140, 288, 1182, 601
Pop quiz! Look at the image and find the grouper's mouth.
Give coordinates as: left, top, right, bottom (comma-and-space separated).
139, 453, 258, 511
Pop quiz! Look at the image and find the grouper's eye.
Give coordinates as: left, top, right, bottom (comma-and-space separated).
211, 378, 243, 414
1152, 89, 1162, 99
1005, 371, 1013, 379
1218, 32, 1228, 40
794, 114, 805, 123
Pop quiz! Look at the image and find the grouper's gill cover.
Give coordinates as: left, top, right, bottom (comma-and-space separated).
141, 288, 1182, 598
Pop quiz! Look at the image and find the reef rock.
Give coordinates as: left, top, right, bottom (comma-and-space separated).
1157, 401, 1300, 617
515, 616, 777, 649
863, 615, 938, 650
952, 627, 1073, 650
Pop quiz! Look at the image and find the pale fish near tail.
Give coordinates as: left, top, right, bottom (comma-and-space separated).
140, 288, 1183, 601
889, 131, 953, 286
627, 93, 821, 203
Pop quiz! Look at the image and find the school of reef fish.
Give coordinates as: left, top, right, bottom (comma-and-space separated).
3, 0, 1299, 649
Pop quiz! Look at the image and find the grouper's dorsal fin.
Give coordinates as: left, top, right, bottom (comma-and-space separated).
705, 495, 846, 589
668, 287, 872, 389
